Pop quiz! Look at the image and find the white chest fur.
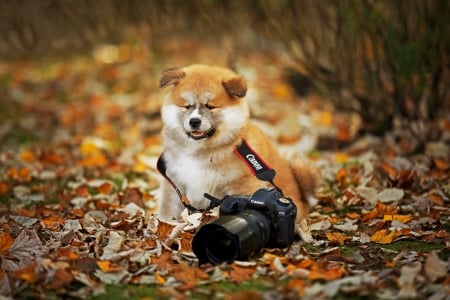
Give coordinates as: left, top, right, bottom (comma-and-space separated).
165, 151, 231, 208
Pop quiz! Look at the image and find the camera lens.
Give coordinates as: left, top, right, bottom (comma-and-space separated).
192, 210, 271, 265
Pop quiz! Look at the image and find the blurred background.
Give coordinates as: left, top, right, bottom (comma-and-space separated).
0, 0, 449, 153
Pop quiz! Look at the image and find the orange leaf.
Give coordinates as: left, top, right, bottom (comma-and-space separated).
0, 232, 14, 254
179, 231, 194, 252
46, 268, 74, 289
97, 260, 121, 273
41, 215, 65, 230
19, 150, 36, 163
15, 263, 38, 283
370, 229, 400, 244
317, 111, 333, 126
325, 232, 350, 245
286, 279, 305, 296
230, 263, 256, 284
173, 262, 209, 290
97, 182, 113, 195
155, 273, 166, 284
7, 167, 31, 182
309, 264, 344, 281
0, 183, 9, 196
335, 153, 349, 163
336, 168, 347, 183
346, 212, 360, 219
156, 221, 176, 241
383, 214, 412, 223
77, 153, 108, 167
56, 248, 79, 260
433, 157, 449, 170
151, 251, 173, 271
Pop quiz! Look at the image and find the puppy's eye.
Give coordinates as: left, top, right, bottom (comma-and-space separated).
183, 104, 193, 109
205, 103, 217, 110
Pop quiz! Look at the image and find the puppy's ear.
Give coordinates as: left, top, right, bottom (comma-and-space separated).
222, 77, 247, 98
160, 67, 186, 88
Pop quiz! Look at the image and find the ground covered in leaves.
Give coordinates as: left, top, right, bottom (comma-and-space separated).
1, 38, 449, 299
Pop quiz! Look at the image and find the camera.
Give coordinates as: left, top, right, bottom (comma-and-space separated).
192, 187, 297, 265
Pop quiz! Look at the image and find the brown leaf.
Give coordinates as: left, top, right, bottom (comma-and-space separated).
308, 263, 345, 281
15, 263, 39, 284
156, 221, 176, 241
325, 232, 351, 246
120, 188, 144, 207
46, 268, 74, 289
9, 229, 46, 267
0, 232, 14, 254
424, 251, 447, 282
172, 262, 209, 290
225, 290, 262, 300
151, 251, 173, 271
230, 263, 256, 284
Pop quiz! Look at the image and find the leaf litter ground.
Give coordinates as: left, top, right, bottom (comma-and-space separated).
0, 38, 449, 299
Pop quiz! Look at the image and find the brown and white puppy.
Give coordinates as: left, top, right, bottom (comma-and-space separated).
157, 64, 316, 222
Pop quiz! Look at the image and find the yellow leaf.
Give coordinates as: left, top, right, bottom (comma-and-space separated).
335, 153, 349, 164
370, 229, 400, 244
97, 260, 120, 273
155, 273, 166, 284
384, 214, 413, 223
272, 83, 291, 100
19, 150, 36, 163
317, 111, 333, 126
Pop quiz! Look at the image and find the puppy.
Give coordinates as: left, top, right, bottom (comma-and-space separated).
157, 64, 316, 222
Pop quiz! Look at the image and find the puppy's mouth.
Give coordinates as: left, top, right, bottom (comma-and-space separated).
187, 128, 216, 140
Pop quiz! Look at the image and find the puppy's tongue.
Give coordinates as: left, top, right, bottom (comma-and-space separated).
190, 131, 205, 138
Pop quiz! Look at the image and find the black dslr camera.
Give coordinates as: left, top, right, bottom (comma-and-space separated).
192, 187, 297, 265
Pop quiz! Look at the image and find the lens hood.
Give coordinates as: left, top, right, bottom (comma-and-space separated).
192, 210, 270, 265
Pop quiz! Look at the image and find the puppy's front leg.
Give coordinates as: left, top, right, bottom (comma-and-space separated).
157, 180, 185, 221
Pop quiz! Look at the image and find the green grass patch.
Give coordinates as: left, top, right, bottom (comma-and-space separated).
381, 240, 444, 253
93, 280, 276, 300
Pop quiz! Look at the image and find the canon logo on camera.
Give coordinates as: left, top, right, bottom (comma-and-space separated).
245, 154, 263, 170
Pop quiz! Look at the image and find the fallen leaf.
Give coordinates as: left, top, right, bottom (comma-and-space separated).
424, 251, 447, 282
397, 262, 421, 298
383, 214, 413, 223
370, 229, 400, 244
325, 232, 351, 245
15, 263, 39, 283
372, 188, 404, 203
173, 262, 209, 290
309, 263, 345, 281
97, 260, 122, 273
0, 232, 14, 254
230, 263, 256, 284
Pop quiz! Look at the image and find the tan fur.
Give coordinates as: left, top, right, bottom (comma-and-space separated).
157, 64, 316, 221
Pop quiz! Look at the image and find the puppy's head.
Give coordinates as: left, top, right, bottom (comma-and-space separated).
160, 64, 249, 147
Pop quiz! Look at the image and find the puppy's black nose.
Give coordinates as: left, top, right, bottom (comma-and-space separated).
189, 118, 202, 129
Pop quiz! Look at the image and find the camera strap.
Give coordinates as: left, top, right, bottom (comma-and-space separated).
234, 139, 284, 197
157, 155, 220, 213
156, 138, 283, 213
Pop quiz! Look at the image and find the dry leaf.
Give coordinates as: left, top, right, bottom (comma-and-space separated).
370, 229, 400, 244
230, 263, 256, 284
0, 232, 14, 254
424, 251, 447, 282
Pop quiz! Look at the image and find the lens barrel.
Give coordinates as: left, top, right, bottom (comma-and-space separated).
192, 210, 271, 265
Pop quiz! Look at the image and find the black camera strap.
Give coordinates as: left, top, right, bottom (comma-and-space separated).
234, 139, 284, 197
156, 138, 283, 213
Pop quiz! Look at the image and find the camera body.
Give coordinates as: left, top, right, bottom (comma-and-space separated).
218, 187, 297, 248
192, 187, 297, 265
